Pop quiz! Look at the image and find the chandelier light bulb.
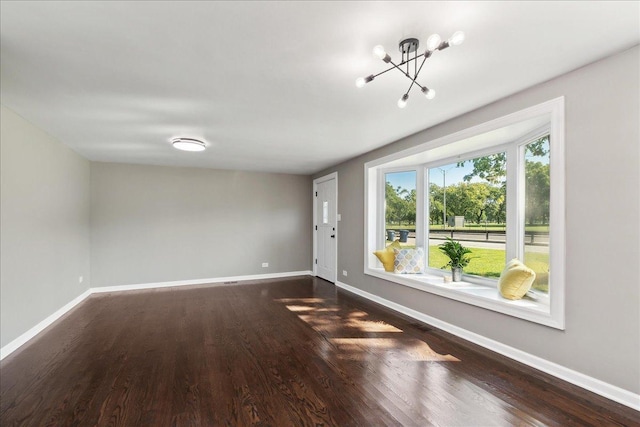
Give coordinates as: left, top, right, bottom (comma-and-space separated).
356, 75, 375, 88
397, 94, 409, 108
422, 87, 436, 99
373, 45, 387, 59
449, 31, 465, 46
426, 34, 441, 51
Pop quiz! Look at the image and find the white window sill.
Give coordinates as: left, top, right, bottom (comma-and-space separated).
365, 267, 561, 329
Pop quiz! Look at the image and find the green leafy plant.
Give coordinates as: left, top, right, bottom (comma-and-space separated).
439, 237, 474, 269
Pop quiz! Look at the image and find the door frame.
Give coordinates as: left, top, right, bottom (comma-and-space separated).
312, 172, 338, 282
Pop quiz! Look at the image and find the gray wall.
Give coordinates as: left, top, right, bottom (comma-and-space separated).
314, 46, 640, 394
1, 105, 91, 348
90, 162, 312, 287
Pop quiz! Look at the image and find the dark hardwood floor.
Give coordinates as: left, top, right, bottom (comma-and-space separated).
1, 276, 638, 426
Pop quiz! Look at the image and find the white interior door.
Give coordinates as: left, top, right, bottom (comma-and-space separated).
315, 176, 337, 282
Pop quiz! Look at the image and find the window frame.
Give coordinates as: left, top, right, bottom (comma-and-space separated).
364, 97, 565, 329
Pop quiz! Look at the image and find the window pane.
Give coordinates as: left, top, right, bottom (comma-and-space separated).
385, 171, 416, 247
428, 153, 507, 278
322, 201, 329, 224
524, 136, 550, 293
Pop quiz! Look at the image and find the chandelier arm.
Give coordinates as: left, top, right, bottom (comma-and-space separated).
370, 53, 426, 77
406, 52, 409, 75
397, 53, 425, 68
367, 52, 430, 89
371, 58, 421, 80
371, 65, 399, 79
388, 60, 413, 79
389, 58, 428, 93
404, 54, 430, 93
415, 53, 429, 76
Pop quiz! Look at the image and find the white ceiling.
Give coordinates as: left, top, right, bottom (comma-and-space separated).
1, 1, 638, 175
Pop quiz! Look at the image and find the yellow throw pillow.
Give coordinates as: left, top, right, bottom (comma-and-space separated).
387, 240, 401, 250
498, 258, 536, 300
373, 240, 401, 272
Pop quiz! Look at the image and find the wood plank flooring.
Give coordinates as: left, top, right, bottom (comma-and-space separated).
1, 276, 638, 426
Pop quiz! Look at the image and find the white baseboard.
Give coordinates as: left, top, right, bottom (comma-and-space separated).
90, 271, 313, 294
0, 289, 92, 360
0, 271, 312, 361
335, 280, 640, 412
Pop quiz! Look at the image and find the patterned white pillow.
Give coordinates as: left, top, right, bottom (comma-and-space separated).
393, 248, 425, 274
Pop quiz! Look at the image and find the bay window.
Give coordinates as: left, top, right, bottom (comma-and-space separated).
365, 98, 565, 328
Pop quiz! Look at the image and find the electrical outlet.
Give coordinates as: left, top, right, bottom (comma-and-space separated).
262, 262, 269, 268
342, 270, 348, 277
79, 276, 83, 283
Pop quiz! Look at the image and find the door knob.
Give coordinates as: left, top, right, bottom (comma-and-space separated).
331, 234, 336, 238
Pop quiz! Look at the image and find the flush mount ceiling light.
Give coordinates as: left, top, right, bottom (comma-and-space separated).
356, 31, 465, 108
171, 137, 206, 152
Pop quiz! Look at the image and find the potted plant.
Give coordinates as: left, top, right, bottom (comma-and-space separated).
438, 237, 473, 282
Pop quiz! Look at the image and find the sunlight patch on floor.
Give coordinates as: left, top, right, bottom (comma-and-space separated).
331, 338, 459, 362
276, 297, 459, 363
345, 317, 402, 333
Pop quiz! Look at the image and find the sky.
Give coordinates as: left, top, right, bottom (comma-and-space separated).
386, 162, 479, 192
387, 141, 549, 192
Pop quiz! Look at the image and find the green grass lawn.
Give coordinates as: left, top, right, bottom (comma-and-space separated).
423, 245, 549, 293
